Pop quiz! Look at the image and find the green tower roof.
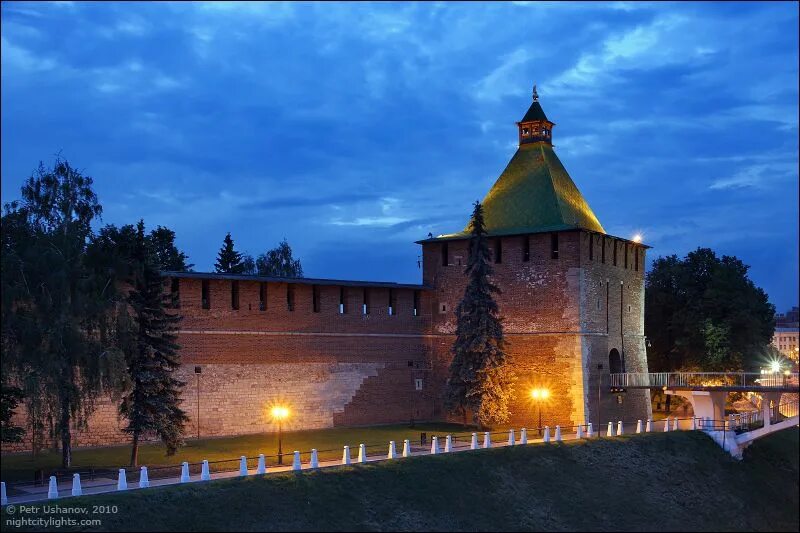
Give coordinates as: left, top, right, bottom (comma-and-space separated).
520, 99, 549, 123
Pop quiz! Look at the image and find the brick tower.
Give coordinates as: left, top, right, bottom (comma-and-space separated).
419, 86, 652, 429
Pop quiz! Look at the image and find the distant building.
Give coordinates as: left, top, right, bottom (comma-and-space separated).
775, 306, 799, 328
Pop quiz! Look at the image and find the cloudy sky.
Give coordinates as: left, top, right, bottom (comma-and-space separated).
2, 1, 798, 310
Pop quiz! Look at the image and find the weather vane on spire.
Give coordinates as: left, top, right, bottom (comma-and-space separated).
532, 84, 539, 101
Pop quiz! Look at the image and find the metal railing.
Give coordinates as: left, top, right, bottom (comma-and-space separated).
609, 372, 799, 389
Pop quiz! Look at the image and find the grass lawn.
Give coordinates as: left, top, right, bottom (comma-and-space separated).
0, 423, 471, 483
2, 428, 797, 531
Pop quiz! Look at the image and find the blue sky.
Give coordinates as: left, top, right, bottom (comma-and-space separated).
2, 1, 798, 311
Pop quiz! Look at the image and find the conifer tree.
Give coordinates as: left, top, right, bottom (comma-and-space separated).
444, 201, 516, 429
214, 232, 245, 273
120, 221, 188, 466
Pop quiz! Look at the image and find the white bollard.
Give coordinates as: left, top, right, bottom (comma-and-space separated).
543, 426, 551, 443
139, 466, 149, 488
576, 424, 584, 439
617, 421, 624, 436
645, 419, 652, 432
402, 439, 411, 458
483, 432, 492, 449
692, 417, 697, 430
445, 435, 453, 453
1, 481, 7, 506
636, 420, 643, 434
48, 476, 58, 499
508, 429, 515, 446
292, 451, 302, 471
520, 428, 528, 445
471, 433, 479, 450
664, 417, 670, 432
71, 473, 82, 497
673, 417, 679, 431
180, 461, 190, 483
310, 449, 319, 469
587, 422, 594, 438
430, 436, 440, 455
201, 460, 211, 481
117, 469, 128, 491
387, 441, 397, 459
342, 445, 351, 465
257, 454, 266, 475
555, 426, 562, 442
239, 456, 249, 476
606, 421, 615, 437
358, 443, 367, 464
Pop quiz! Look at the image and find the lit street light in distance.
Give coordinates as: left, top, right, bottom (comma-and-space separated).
530, 388, 550, 436
271, 406, 290, 465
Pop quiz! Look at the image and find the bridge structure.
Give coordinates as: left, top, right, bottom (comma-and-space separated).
609, 371, 799, 457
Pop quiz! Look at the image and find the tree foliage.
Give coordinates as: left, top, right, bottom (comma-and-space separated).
0, 158, 125, 466
214, 232, 245, 274
118, 221, 188, 466
256, 239, 303, 278
645, 248, 775, 372
444, 201, 515, 428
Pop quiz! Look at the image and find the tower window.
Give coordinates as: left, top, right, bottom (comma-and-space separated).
312, 285, 320, 313
551, 233, 559, 260
413, 290, 420, 317
259, 282, 267, 311
201, 279, 210, 309
171, 278, 180, 308
339, 287, 346, 314
494, 238, 502, 264
522, 127, 530, 136
363, 288, 370, 315
589, 234, 594, 261
522, 235, 530, 262
287, 284, 295, 312
231, 280, 239, 310
441, 242, 449, 267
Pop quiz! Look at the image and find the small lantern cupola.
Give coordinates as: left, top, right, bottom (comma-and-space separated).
517, 85, 555, 146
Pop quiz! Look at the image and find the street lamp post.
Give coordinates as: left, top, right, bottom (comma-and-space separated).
530, 388, 550, 436
271, 406, 289, 465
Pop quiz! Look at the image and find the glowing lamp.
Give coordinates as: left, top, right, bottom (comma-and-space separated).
770, 361, 781, 374
632, 234, 643, 243
271, 406, 289, 420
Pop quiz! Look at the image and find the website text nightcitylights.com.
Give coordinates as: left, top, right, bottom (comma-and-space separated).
3, 503, 118, 529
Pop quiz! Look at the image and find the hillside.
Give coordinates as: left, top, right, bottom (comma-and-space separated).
4, 429, 798, 532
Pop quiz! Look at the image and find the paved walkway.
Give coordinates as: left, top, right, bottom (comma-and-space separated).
2, 421, 679, 506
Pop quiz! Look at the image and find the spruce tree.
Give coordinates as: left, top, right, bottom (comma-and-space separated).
120, 221, 188, 466
214, 232, 245, 273
444, 201, 516, 429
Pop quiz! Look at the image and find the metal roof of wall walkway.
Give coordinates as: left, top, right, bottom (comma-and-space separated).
162, 271, 431, 290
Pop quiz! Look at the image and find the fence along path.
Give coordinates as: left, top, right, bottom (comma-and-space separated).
7, 413, 790, 507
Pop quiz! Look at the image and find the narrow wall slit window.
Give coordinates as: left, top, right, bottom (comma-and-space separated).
231, 280, 239, 310
613, 240, 618, 266
588, 234, 594, 261
287, 284, 295, 312
413, 290, 420, 317
312, 285, 321, 313
339, 287, 346, 314
259, 282, 267, 311
624, 243, 629, 269
388, 289, 396, 316
550, 233, 559, 260
494, 238, 502, 264
363, 288, 370, 315
201, 279, 210, 309
441, 242, 449, 267
522, 235, 530, 262
171, 278, 180, 308
601, 236, 606, 264
634, 248, 639, 272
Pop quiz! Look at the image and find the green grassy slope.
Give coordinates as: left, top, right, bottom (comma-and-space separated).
3, 429, 798, 532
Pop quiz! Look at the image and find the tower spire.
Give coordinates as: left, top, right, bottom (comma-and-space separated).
532, 84, 539, 101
